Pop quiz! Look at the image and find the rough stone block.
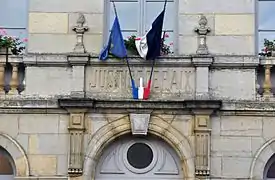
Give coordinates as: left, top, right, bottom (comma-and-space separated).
179, 14, 214, 36
58, 115, 69, 134
210, 156, 222, 177
28, 135, 38, 154
251, 137, 266, 155
0, 115, 19, 137
15, 157, 27, 176
29, 155, 57, 176
28, 34, 75, 53
178, 35, 197, 55
263, 117, 275, 139
57, 155, 68, 176
207, 35, 255, 55
83, 34, 103, 54
29, 0, 104, 13
211, 116, 221, 136
210, 69, 256, 100
69, 13, 103, 34
221, 157, 252, 178
179, 0, 255, 14
31, 134, 68, 155
29, 13, 69, 33
25, 67, 72, 96
220, 116, 262, 136
215, 14, 254, 35
90, 120, 108, 134
16, 134, 29, 153
170, 115, 192, 137
211, 136, 252, 156
19, 114, 59, 134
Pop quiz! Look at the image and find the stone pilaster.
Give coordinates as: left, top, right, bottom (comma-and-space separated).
67, 109, 87, 176
192, 110, 213, 178
67, 54, 89, 98
192, 56, 213, 99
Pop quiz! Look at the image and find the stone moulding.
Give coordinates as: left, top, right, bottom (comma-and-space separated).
3, 98, 275, 112
21, 53, 259, 68
58, 98, 222, 110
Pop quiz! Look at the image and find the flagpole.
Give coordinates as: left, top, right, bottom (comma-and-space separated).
143, 1, 167, 99
112, 0, 138, 99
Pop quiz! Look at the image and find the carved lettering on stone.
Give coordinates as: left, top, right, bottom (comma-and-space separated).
129, 113, 151, 135
86, 67, 195, 98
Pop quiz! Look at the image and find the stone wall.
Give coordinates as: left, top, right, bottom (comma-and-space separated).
26, 0, 255, 55
211, 114, 275, 180
28, 0, 103, 53
0, 99, 275, 180
0, 112, 69, 178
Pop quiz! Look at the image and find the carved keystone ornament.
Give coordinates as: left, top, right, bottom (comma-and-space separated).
129, 113, 151, 135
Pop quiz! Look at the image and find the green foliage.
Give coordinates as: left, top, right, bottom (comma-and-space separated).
124, 33, 173, 56
0, 29, 26, 55
124, 35, 139, 55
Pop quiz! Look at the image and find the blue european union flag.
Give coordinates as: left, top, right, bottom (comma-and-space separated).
99, 16, 127, 60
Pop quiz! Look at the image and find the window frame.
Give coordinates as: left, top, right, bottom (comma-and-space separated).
0, 0, 29, 51
257, 0, 275, 54
104, 0, 179, 55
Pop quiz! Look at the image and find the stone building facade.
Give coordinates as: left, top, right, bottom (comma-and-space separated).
0, 0, 275, 180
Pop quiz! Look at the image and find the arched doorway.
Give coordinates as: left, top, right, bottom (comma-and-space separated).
0, 146, 14, 180
264, 154, 275, 180
95, 135, 183, 180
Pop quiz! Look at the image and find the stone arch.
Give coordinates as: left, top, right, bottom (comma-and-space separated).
83, 115, 195, 180
250, 137, 275, 180
0, 132, 30, 176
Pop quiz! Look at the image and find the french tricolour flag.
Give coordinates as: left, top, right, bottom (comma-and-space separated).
135, 9, 165, 60
135, 8, 165, 100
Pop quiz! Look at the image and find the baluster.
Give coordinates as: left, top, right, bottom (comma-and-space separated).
0, 63, 5, 94
263, 65, 272, 99
9, 63, 19, 95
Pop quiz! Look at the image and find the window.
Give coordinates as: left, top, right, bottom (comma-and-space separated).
0, 146, 14, 180
258, 0, 275, 52
0, 0, 28, 44
106, 0, 175, 53
264, 154, 275, 180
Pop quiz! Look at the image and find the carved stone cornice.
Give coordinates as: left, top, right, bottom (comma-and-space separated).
58, 98, 222, 111
67, 53, 90, 66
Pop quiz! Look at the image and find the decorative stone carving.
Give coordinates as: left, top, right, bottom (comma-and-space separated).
192, 110, 213, 177
68, 110, 87, 176
86, 66, 195, 99
72, 13, 89, 53
194, 15, 211, 55
129, 113, 151, 135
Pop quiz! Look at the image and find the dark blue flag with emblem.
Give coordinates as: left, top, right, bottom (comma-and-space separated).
99, 15, 127, 60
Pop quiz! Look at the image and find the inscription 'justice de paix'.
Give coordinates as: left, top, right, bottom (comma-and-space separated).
87, 68, 195, 93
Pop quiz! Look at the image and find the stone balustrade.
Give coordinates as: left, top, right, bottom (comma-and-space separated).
256, 57, 275, 101
0, 55, 25, 95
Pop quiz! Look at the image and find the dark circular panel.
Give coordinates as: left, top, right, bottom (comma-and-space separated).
127, 143, 153, 169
